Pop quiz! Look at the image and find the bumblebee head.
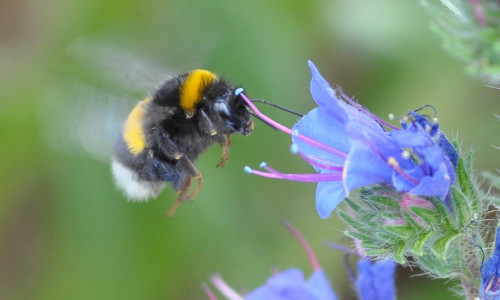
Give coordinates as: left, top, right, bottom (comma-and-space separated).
211, 86, 253, 136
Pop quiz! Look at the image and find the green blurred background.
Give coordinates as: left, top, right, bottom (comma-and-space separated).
1, 0, 499, 299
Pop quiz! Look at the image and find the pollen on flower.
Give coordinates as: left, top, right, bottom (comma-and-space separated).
387, 157, 399, 167
387, 156, 420, 185
401, 150, 411, 160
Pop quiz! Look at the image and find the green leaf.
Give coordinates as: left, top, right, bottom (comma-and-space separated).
394, 242, 407, 264
432, 232, 460, 260
410, 230, 432, 257
382, 224, 414, 239
433, 197, 454, 231
365, 195, 400, 210
364, 248, 393, 257
344, 197, 362, 212
338, 211, 366, 234
409, 206, 438, 225
414, 253, 454, 277
401, 210, 425, 230
344, 230, 368, 243
450, 185, 469, 229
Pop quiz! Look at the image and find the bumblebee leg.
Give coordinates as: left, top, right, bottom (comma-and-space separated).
167, 177, 191, 217
166, 158, 203, 217
151, 126, 183, 160
217, 134, 233, 168
199, 109, 218, 136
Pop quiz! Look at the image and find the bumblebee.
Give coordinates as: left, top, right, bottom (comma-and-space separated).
111, 69, 254, 216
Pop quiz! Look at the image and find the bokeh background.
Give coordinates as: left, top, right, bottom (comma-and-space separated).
1, 0, 499, 299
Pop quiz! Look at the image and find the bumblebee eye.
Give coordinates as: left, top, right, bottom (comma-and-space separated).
214, 98, 242, 131
214, 99, 232, 118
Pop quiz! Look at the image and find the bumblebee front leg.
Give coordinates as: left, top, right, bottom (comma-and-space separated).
166, 158, 203, 217
217, 134, 232, 168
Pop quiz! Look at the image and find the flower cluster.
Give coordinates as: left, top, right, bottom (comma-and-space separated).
204, 58, 495, 299
242, 61, 457, 218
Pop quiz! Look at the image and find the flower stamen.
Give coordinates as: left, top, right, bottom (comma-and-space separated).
240, 93, 347, 159
282, 220, 320, 271
210, 275, 243, 300
244, 163, 342, 182
387, 157, 420, 185
202, 283, 219, 300
291, 145, 344, 171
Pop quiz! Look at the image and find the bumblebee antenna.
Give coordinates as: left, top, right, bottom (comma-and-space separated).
235, 88, 303, 117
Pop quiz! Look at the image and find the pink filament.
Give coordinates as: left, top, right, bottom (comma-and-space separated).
202, 283, 219, 300
282, 220, 321, 271
240, 93, 347, 159
248, 165, 342, 182
388, 158, 420, 186
296, 152, 344, 171
210, 275, 243, 300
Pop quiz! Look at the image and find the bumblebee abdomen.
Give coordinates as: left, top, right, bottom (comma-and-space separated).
123, 98, 151, 155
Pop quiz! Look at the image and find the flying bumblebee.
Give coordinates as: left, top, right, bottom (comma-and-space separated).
43, 37, 301, 216
111, 70, 254, 216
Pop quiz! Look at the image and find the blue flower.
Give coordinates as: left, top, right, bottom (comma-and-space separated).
241, 61, 457, 218
204, 221, 338, 300
480, 227, 500, 299
204, 222, 398, 300
356, 259, 397, 300
244, 269, 337, 300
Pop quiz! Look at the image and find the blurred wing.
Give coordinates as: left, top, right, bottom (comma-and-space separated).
41, 78, 135, 162
67, 36, 175, 96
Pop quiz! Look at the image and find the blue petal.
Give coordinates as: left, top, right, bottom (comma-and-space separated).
437, 132, 458, 167
316, 181, 346, 219
417, 146, 444, 168
308, 61, 347, 123
292, 107, 350, 168
343, 140, 395, 194
390, 128, 432, 148
245, 269, 335, 300
307, 270, 338, 300
480, 227, 500, 299
409, 162, 451, 199
356, 259, 397, 300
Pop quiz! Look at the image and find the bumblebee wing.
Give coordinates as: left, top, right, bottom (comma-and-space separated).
67, 36, 176, 96
41, 78, 135, 162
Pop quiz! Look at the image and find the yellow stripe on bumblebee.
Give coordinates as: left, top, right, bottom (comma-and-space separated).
123, 98, 151, 155
180, 70, 217, 117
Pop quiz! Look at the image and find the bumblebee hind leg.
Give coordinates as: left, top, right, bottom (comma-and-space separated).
166, 158, 203, 217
